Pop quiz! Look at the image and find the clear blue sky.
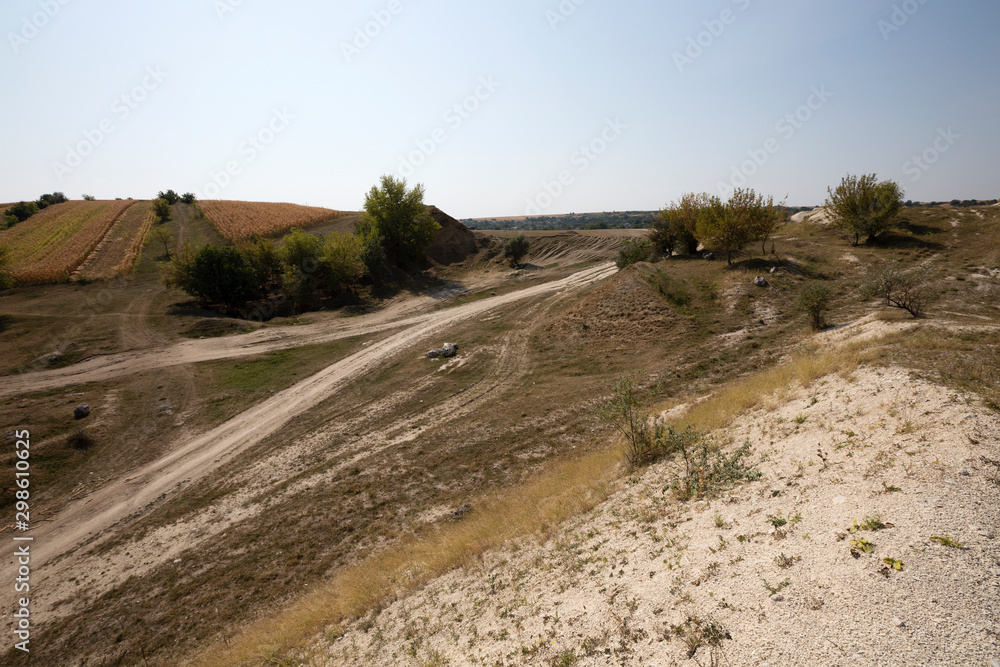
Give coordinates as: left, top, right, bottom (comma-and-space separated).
1, 0, 997, 218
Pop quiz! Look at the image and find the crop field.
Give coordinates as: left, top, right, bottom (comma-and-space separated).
199, 200, 342, 241
75, 201, 155, 281
0, 199, 136, 284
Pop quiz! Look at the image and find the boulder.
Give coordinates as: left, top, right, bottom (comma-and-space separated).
427, 349, 443, 359
753, 276, 770, 288
74, 404, 90, 420
451, 503, 472, 520
702, 252, 716, 261
441, 343, 459, 358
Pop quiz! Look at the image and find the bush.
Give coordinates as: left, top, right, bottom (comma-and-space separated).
152, 197, 172, 222
650, 193, 709, 256
67, 428, 96, 451
616, 239, 653, 269
860, 259, 931, 318
697, 188, 781, 264
502, 233, 530, 267
797, 283, 833, 330
157, 189, 181, 205
37, 192, 68, 208
181, 192, 197, 205
5, 201, 39, 227
825, 174, 903, 246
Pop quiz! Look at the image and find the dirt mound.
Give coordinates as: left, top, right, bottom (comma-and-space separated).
425, 205, 477, 264
546, 262, 686, 341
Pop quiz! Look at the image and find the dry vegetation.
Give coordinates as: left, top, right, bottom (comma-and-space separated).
0, 199, 136, 283
75, 201, 155, 280
0, 203, 996, 666
199, 200, 343, 241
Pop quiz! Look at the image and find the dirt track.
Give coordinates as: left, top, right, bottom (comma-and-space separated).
0, 263, 616, 615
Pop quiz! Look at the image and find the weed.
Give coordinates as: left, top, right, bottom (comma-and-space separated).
878, 482, 902, 494
849, 516, 886, 533
766, 512, 787, 530
793, 413, 807, 425
763, 578, 791, 597
66, 428, 96, 451
849, 537, 875, 557
549, 649, 578, 666
669, 615, 730, 658
929, 536, 964, 549
882, 558, 904, 571
714, 513, 726, 529
774, 553, 801, 569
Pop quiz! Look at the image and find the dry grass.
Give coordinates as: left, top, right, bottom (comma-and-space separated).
191, 447, 622, 666
192, 333, 896, 666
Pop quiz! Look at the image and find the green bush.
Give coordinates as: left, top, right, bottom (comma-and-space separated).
616, 239, 653, 269
797, 283, 833, 330
502, 233, 530, 267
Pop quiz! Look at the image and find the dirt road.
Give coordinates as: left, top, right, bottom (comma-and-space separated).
0, 263, 616, 607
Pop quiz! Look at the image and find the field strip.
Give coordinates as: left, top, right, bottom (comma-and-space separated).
0, 264, 616, 580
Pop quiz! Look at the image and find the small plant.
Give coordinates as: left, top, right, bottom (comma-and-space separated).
929, 535, 963, 549
793, 413, 807, 424
766, 512, 788, 530
668, 615, 729, 658
714, 513, 726, 528
763, 578, 791, 597
849, 536, 875, 557
878, 482, 902, 494
67, 428, 96, 451
797, 282, 834, 330
774, 553, 801, 569
549, 649, 578, 666
849, 516, 886, 533
882, 557, 904, 571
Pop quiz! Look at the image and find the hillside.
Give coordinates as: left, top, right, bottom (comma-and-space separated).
0, 204, 996, 666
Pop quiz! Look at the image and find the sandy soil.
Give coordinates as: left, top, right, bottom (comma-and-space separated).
0, 263, 617, 622
309, 362, 1000, 665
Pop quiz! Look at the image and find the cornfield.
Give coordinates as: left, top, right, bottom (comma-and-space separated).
75, 201, 155, 280
199, 200, 342, 241
0, 199, 136, 284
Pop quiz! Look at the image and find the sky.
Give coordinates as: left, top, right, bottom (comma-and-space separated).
1, 0, 998, 219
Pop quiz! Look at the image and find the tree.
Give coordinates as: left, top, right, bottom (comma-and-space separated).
502, 233, 530, 267
359, 175, 439, 264
187, 245, 259, 309
157, 189, 181, 205
3, 201, 38, 228
860, 259, 931, 318
37, 192, 67, 208
152, 197, 172, 222
650, 192, 709, 256
82, 194, 96, 201
796, 283, 833, 330
825, 174, 903, 246
616, 238, 653, 269
149, 226, 173, 259
181, 192, 197, 205
696, 188, 778, 265
321, 232, 364, 292
239, 236, 283, 292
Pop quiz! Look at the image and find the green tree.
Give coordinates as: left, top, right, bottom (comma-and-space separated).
502, 233, 530, 267
5, 201, 39, 227
358, 229, 388, 285
188, 245, 259, 309
181, 192, 197, 205
616, 238, 653, 269
359, 175, 439, 264
321, 232, 364, 292
651, 192, 709, 256
239, 236, 283, 292
37, 192, 67, 208
81, 194, 96, 201
825, 174, 903, 246
696, 189, 778, 265
152, 197, 172, 222
157, 189, 181, 205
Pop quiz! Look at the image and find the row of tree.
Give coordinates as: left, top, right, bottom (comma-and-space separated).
2, 192, 69, 229
163, 176, 440, 315
647, 174, 906, 266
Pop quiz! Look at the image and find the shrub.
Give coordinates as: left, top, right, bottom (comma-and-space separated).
152, 197, 172, 222
616, 238, 653, 269
825, 174, 903, 246
797, 283, 833, 330
67, 428, 96, 451
502, 233, 530, 267
650, 193, 710, 256
860, 259, 931, 318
